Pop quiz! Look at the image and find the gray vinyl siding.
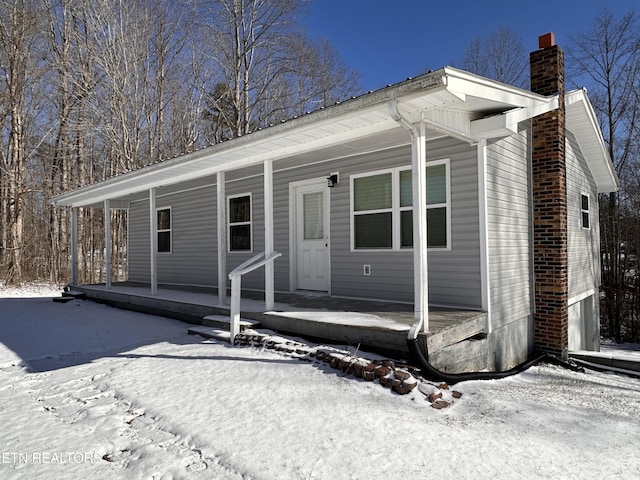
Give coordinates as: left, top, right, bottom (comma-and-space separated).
226, 176, 265, 290
275, 138, 481, 306
128, 200, 150, 282
487, 130, 533, 329
126, 138, 482, 308
566, 131, 600, 301
128, 184, 218, 286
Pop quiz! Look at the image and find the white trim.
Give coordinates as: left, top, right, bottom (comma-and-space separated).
156, 206, 173, 254
217, 172, 227, 305
264, 160, 275, 310
227, 192, 253, 253
71, 207, 78, 285
289, 177, 332, 293
104, 199, 112, 290
569, 289, 596, 307
349, 159, 451, 252
149, 188, 157, 296
125, 144, 414, 208
580, 191, 591, 230
477, 140, 491, 331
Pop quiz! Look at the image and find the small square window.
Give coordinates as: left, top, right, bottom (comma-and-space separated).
581, 194, 590, 229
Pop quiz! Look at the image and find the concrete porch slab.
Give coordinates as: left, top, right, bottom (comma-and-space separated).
73, 283, 487, 358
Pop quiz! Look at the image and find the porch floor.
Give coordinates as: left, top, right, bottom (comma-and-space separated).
73, 283, 488, 358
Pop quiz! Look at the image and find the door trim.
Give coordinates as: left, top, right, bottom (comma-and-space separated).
289, 178, 331, 294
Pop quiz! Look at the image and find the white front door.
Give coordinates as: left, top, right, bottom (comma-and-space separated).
294, 181, 329, 292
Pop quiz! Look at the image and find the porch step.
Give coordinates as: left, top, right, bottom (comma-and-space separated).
65, 290, 87, 299
188, 326, 231, 342
53, 295, 75, 303
202, 315, 261, 331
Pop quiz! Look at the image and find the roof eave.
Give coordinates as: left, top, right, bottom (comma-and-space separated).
566, 89, 619, 193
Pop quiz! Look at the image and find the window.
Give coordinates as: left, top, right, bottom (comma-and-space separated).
228, 194, 252, 251
581, 193, 590, 229
353, 172, 393, 248
157, 207, 172, 253
351, 160, 450, 250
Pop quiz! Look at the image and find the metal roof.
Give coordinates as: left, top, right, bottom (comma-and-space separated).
50, 67, 616, 208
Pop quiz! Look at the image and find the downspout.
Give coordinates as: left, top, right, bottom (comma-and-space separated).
388, 99, 558, 384
388, 99, 429, 337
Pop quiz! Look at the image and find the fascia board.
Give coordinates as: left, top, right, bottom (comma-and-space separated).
469, 97, 559, 138
51, 72, 456, 208
443, 66, 555, 107
566, 89, 619, 193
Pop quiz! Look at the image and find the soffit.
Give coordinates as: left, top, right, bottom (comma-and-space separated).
51, 68, 556, 208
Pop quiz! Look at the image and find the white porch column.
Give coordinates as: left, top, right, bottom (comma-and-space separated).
149, 187, 158, 296
104, 199, 111, 290
412, 120, 429, 333
71, 207, 78, 286
477, 139, 492, 332
264, 160, 275, 310
217, 171, 227, 305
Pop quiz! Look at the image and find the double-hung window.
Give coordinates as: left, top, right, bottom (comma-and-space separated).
228, 193, 252, 251
351, 159, 450, 250
157, 207, 172, 253
581, 193, 590, 229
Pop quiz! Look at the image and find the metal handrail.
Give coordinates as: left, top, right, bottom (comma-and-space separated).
228, 250, 282, 343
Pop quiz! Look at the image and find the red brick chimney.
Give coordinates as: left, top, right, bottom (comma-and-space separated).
530, 33, 569, 359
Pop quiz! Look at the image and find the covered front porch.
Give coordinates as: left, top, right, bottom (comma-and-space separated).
71, 282, 490, 372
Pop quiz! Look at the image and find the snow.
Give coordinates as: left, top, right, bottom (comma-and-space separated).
1, 285, 640, 479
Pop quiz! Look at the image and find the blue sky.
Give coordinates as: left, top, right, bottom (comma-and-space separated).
302, 0, 639, 91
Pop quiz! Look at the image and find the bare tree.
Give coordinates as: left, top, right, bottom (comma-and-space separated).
568, 9, 640, 342
283, 34, 361, 116
198, 0, 304, 137
0, 0, 46, 283
1, 0, 359, 286
458, 27, 528, 88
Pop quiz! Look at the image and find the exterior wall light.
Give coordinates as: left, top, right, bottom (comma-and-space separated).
327, 173, 339, 187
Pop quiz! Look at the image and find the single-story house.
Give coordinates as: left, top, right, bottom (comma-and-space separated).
51, 34, 617, 373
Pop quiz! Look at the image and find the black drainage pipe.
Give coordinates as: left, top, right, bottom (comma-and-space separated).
407, 338, 550, 385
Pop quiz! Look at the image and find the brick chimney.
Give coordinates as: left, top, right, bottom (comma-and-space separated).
530, 32, 569, 359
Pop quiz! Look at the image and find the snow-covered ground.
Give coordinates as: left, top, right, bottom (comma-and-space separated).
1, 285, 639, 480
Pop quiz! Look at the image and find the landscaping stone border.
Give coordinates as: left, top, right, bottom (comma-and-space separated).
233, 331, 462, 408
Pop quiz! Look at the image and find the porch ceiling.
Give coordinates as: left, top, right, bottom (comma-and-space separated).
51, 67, 559, 209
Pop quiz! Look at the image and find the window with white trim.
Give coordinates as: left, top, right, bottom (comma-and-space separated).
581, 193, 590, 229
228, 193, 252, 251
351, 159, 450, 250
157, 207, 172, 253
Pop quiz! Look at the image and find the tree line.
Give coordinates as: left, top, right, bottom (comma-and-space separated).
458, 11, 640, 343
0, 0, 360, 285
1, 1, 639, 343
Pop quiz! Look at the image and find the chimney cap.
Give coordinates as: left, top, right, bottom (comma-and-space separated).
539, 32, 556, 49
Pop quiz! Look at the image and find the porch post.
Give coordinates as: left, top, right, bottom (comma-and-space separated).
149, 187, 158, 296
104, 199, 111, 290
477, 139, 492, 332
264, 160, 275, 310
217, 171, 227, 305
412, 120, 429, 333
70, 206, 78, 286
